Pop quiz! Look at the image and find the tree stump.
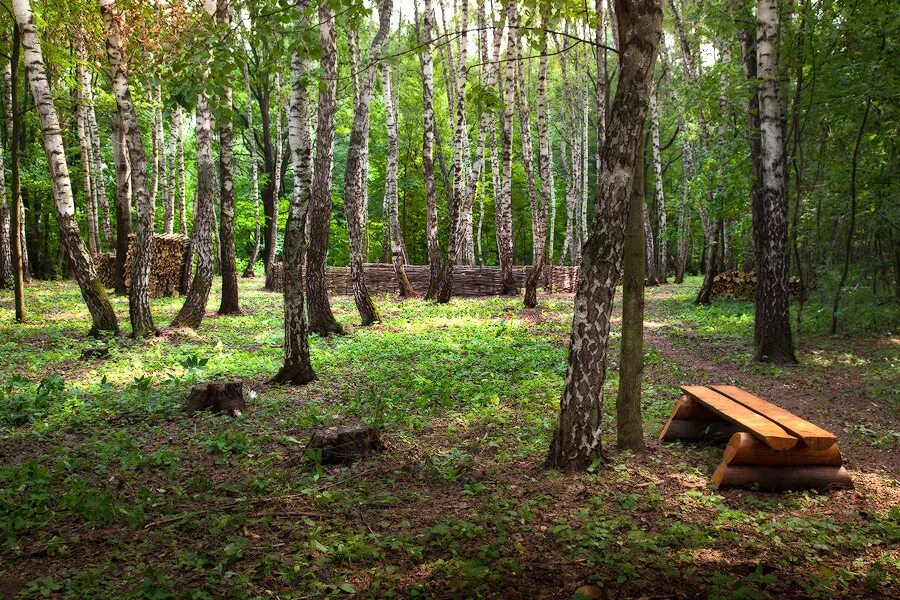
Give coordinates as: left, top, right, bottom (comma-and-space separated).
306, 426, 384, 465
185, 382, 246, 417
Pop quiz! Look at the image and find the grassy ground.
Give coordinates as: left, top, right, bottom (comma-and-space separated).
0, 276, 897, 599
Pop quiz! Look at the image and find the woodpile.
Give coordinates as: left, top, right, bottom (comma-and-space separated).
95, 234, 189, 297
268, 263, 579, 296
710, 270, 803, 301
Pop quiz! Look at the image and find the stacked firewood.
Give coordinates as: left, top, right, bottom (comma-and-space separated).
710, 270, 803, 301
95, 234, 189, 297
267, 263, 579, 296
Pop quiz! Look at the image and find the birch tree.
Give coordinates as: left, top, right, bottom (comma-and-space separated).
274, 8, 316, 385
754, 0, 796, 363
173, 104, 187, 235
342, 0, 394, 325
649, 84, 667, 282
495, 0, 517, 295
306, 1, 344, 336
242, 60, 262, 277
546, 0, 662, 471
14, 0, 118, 336
382, 64, 415, 296
111, 112, 131, 296
76, 52, 100, 257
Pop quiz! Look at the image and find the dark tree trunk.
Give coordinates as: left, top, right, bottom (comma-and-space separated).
617, 138, 647, 452
8, 25, 24, 322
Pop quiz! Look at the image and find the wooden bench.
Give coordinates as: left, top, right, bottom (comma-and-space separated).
660, 385, 852, 492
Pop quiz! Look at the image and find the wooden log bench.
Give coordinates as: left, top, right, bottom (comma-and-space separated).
660, 385, 853, 492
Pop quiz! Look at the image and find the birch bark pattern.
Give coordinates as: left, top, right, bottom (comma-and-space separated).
305, 3, 343, 336
523, 26, 549, 308
754, 0, 795, 362
7, 27, 24, 320
264, 72, 285, 290
382, 65, 415, 297
5, 58, 27, 280
86, 75, 113, 247
274, 18, 316, 386
417, 0, 441, 299
101, 0, 156, 338
496, 0, 517, 295
242, 61, 262, 277
173, 104, 187, 235
76, 51, 100, 256
342, 0, 393, 325
14, 0, 118, 335
546, 0, 662, 471
111, 113, 132, 296
216, 0, 239, 315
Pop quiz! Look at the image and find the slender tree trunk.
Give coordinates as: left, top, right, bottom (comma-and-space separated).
617, 137, 647, 452
643, 194, 658, 284
0, 53, 10, 289
523, 25, 549, 308
830, 97, 871, 336
15, 0, 118, 335
173, 104, 187, 235
76, 54, 100, 256
382, 65, 415, 297
342, 0, 393, 325
274, 15, 317, 386
84, 81, 113, 249
111, 112, 131, 296
306, 2, 343, 336
242, 63, 262, 277
6, 57, 27, 281
417, 0, 441, 299
754, 0, 796, 362
172, 94, 215, 329
264, 72, 285, 290
496, 0, 517, 295
546, 0, 661, 471
649, 85, 667, 282
101, 0, 157, 338
7, 26, 24, 320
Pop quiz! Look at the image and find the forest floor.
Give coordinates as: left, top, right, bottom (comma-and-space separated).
0, 276, 898, 599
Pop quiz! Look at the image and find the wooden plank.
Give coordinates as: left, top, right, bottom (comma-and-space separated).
712, 463, 853, 491
681, 386, 798, 450
710, 385, 836, 451
660, 419, 744, 443
722, 432, 844, 466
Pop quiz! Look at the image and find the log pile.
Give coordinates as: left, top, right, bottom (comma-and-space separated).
710, 270, 803, 301
95, 234, 189, 297
268, 263, 579, 296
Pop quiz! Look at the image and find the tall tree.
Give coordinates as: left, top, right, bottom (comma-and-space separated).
306, 1, 343, 336
242, 60, 262, 277
7, 26, 24, 321
264, 71, 285, 291
85, 72, 113, 247
101, 0, 157, 338
416, 0, 441, 299
382, 64, 415, 297
14, 0, 118, 335
173, 104, 187, 235
649, 84, 667, 282
76, 47, 100, 257
617, 137, 648, 452
216, 0, 240, 315
274, 9, 316, 386
342, 0, 393, 325
754, 0, 796, 362
495, 0, 517, 295
523, 24, 549, 308
111, 112, 131, 296
546, 0, 662, 471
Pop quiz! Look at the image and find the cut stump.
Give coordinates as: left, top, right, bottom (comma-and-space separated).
186, 382, 246, 417
306, 426, 384, 465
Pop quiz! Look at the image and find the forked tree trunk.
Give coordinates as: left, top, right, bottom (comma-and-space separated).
111, 113, 131, 296
754, 0, 796, 363
306, 2, 343, 336
382, 65, 415, 297
649, 85, 667, 282
273, 18, 317, 386
172, 93, 215, 329
101, 0, 156, 338
617, 138, 648, 452
15, 0, 118, 336
342, 0, 393, 325
546, 0, 661, 471
242, 62, 262, 278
